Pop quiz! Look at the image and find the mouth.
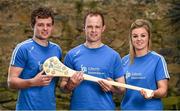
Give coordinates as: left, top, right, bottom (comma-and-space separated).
90, 34, 97, 37
41, 32, 49, 36
136, 42, 143, 45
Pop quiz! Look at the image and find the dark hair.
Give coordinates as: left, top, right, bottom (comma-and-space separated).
31, 7, 54, 28
83, 11, 105, 27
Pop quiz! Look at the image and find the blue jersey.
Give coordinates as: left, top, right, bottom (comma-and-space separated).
10, 39, 62, 110
121, 51, 170, 110
64, 44, 124, 110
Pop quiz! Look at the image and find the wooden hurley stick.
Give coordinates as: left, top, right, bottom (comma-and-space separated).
43, 56, 153, 97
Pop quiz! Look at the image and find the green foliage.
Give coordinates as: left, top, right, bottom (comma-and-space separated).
75, 0, 83, 13
0, 0, 179, 110
162, 96, 180, 110
167, 1, 180, 32
89, 1, 98, 9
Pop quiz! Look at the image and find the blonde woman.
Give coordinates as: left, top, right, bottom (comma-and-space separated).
121, 19, 170, 110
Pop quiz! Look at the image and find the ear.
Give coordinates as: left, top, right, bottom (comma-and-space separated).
30, 24, 34, 30
102, 25, 106, 32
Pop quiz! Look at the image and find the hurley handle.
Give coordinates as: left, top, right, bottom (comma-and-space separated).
43, 56, 153, 97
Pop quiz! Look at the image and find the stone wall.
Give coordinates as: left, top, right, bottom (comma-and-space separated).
0, 0, 179, 110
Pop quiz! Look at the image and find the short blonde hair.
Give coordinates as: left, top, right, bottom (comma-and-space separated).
129, 19, 152, 64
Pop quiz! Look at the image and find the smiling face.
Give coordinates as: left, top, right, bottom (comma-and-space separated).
33, 17, 53, 40
131, 27, 149, 52
129, 19, 152, 64
84, 15, 105, 43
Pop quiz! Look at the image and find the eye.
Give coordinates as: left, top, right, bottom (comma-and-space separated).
141, 34, 146, 37
87, 25, 92, 29
95, 26, 100, 29
47, 23, 52, 27
37, 23, 44, 27
132, 35, 138, 38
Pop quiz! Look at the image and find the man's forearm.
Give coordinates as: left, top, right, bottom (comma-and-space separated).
8, 77, 33, 89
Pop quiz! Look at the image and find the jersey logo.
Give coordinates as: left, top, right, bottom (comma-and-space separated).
80, 64, 105, 75
81, 64, 88, 73
125, 71, 131, 79
125, 71, 146, 80
29, 46, 34, 53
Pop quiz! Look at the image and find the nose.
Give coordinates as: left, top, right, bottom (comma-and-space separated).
137, 36, 141, 40
43, 25, 48, 30
91, 27, 96, 32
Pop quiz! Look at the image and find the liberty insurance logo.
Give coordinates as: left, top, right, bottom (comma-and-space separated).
125, 71, 131, 79
81, 65, 87, 73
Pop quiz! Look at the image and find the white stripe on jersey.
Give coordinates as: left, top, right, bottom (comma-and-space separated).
49, 41, 60, 48
151, 51, 170, 78
49, 41, 61, 51
10, 39, 33, 65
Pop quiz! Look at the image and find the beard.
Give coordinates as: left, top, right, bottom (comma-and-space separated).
35, 34, 47, 40
86, 36, 101, 43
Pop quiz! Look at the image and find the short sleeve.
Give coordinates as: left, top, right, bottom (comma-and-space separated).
64, 52, 74, 69
113, 53, 125, 79
155, 57, 170, 81
10, 45, 27, 68
56, 45, 62, 60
